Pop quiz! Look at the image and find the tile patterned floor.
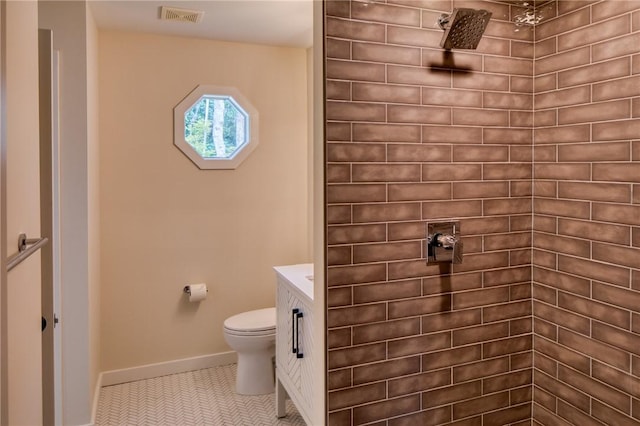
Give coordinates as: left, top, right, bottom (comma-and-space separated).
96, 364, 306, 425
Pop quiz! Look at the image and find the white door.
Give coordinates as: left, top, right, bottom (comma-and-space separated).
4, 1, 43, 425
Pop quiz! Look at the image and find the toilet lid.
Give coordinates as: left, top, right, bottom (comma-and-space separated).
224, 307, 276, 332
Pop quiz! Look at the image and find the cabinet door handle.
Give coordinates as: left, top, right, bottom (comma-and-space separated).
292, 308, 299, 354
295, 310, 304, 359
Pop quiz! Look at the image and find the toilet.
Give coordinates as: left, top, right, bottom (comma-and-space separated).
223, 307, 276, 395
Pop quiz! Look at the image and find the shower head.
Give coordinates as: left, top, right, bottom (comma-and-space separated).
437, 8, 492, 50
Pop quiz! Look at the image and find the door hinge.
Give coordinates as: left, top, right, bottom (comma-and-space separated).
53, 314, 59, 328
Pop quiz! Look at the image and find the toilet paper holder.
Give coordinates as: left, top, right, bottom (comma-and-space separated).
183, 285, 208, 295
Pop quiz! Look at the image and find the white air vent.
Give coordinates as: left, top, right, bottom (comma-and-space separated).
160, 6, 204, 24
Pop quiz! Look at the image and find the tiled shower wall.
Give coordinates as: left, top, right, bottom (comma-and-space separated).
532, 1, 640, 424
325, 1, 535, 424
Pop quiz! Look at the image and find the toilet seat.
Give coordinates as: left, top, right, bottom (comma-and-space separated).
223, 307, 276, 335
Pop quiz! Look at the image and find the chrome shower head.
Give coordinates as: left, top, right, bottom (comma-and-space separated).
437, 8, 492, 50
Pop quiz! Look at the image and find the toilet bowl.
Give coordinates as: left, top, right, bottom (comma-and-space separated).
223, 307, 276, 395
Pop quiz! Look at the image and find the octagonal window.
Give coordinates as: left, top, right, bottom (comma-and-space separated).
174, 85, 259, 169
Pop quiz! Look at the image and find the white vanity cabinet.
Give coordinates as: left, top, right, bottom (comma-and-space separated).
274, 264, 314, 425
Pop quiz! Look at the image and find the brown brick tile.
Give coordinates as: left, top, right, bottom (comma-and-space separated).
462, 217, 510, 235
484, 198, 532, 215
388, 259, 444, 280
328, 183, 386, 203
328, 246, 352, 266
484, 370, 532, 394
593, 32, 640, 62
453, 357, 510, 383
351, 0, 420, 26
328, 368, 352, 391
453, 72, 510, 91
483, 335, 532, 359
353, 279, 421, 304
484, 403, 532, 425
593, 242, 640, 269
535, 317, 557, 340
484, 56, 532, 76
453, 108, 510, 127
533, 232, 590, 258
535, 37, 556, 58
561, 255, 631, 287
559, 99, 631, 125
593, 203, 640, 226
352, 82, 420, 104
510, 214, 533, 231
484, 163, 532, 179
389, 331, 452, 359
353, 123, 421, 142
388, 104, 451, 125
594, 119, 640, 142
452, 181, 509, 199
329, 342, 387, 370
388, 144, 451, 162
592, 399, 639, 426
388, 368, 451, 398
483, 128, 532, 144
388, 64, 452, 87
511, 111, 534, 128
422, 125, 483, 144
328, 382, 387, 411
327, 101, 386, 122
534, 180, 557, 197
452, 252, 511, 274
536, 46, 590, 76
327, 164, 350, 183
512, 352, 533, 370
483, 266, 531, 287
511, 76, 534, 94
593, 360, 640, 398
593, 321, 640, 357
594, 76, 640, 103
328, 303, 387, 328
533, 249, 557, 269
423, 200, 483, 219
422, 87, 482, 107
352, 317, 421, 346
327, 263, 387, 287
421, 309, 482, 333
423, 164, 482, 181
534, 352, 558, 378
389, 182, 452, 202
594, 163, 640, 183
327, 17, 386, 42
535, 198, 590, 219
484, 300, 532, 323
353, 356, 420, 386
534, 124, 590, 145
328, 327, 352, 349
324, 0, 349, 18
559, 364, 631, 413
537, 333, 591, 373
354, 394, 421, 425
559, 218, 630, 246
353, 202, 422, 223
533, 215, 557, 233
353, 42, 421, 66
327, 80, 351, 100
511, 283, 533, 301
534, 369, 590, 413
592, 0, 640, 21
558, 57, 631, 88
422, 380, 482, 408
328, 142, 385, 162
328, 287, 352, 308
559, 14, 630, 51
535, 74, 557, 93
352, 164, 421, 182
453, 391, 510, 420
389, 294, 451, 319
326, 38, 351, 60
485, 232, 532, 251
559, 328, 630, 371
387, 406, 451, 426
535, 164, 590, 181
593, 282, 640, 312
535, 300, 591, 336
559, 291, 630, 329
387, 221, 424, 241
422, 49, 482, 72
328, 224, 386, 245
387, 25, 441, 48
326, 122, 351, 141
453, 322, 510, 346
327, 59, 386, 82
536, 8, 590, 40
556, 400, 604, 426
451, 145, 508, 162
422, 345, 482, 371
327, 205, 352, 225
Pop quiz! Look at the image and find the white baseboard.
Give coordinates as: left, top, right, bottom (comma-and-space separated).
100, 351, 238, 387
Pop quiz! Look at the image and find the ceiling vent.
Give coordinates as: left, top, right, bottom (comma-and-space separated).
160, 6, 204, 24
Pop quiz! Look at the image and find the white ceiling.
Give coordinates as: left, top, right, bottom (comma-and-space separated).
89, 0, 314, 48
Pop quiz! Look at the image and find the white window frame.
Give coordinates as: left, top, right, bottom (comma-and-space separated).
174, 84, 259, 170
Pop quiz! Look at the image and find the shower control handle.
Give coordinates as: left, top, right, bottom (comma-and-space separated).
427, 222, 463, 265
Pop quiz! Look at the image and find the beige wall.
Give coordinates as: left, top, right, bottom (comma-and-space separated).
99, 31, 310, 371
6, 1, 42, 424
